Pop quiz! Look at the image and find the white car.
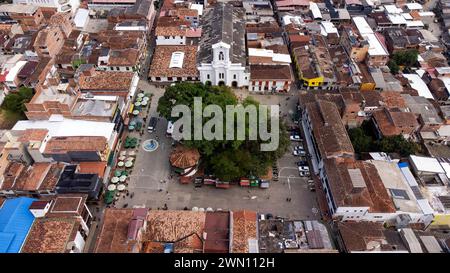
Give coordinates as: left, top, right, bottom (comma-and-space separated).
298, 166, 309, 172
294, 144, 304, 150
290, 135, 301, 141
299, 171, 310, 177
293, 150, 306, 156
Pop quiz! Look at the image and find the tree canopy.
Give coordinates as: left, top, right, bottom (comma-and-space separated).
388, 49, 419, 74
348, 122, 419, 157
2, 87, 34, 114
157, 82, 289, 181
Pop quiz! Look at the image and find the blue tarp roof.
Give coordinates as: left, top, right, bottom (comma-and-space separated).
398, 162, 409, 168
0, 197, 36, 253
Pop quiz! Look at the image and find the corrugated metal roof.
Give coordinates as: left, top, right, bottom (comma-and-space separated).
419, 236, 443, 253
0, 197, 36, 253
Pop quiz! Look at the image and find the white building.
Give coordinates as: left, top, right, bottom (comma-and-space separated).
13, 0, 80, 13
196, 3, 249, 87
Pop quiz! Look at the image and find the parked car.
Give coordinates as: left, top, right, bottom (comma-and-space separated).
299, 171, 309, 177
290, 135, 302, 141
148, 117, 158, 132
294, 144, 304, 150
194, 177, 203, 188
293, 150, 306, 156
298, 166, 309, 172
297, 160, 308, 166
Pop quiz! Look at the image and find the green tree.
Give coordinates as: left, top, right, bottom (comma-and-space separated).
387, 59, 400, 75
348, 127, 373, 153
375, 135, 419, 157
392, 49, 418, 67
2, 86, 34, 113
157, 82, 289, 181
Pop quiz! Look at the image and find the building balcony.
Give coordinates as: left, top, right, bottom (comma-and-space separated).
58, 0, 69, 5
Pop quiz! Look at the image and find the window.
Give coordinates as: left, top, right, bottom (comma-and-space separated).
219, 51, 224, 61
207, 74, 210, 80
168, 77, 173, 81
126, 67, 130, 71
156, 77, 161, 81
233, 74, 236, 80
219, 73, 224, 79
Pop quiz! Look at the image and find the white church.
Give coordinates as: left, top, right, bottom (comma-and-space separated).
196, 3, 250, 88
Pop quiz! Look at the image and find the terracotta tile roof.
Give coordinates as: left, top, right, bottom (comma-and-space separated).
78, 71, 134, 91
169, 145, 200, 169
156, 16, 190, 27
12, 163, 52, 191
266, 44, 290, 55
323, 159, 396, 213
95, 208, 138, 253
250, 65, 293, 80
96, 30, 145, 50
149, 45, 198, 78
204, 211, 229, 253
108, 48, 139, 66
0, 162, 25, 190
337, 222, 407, 252
38, 163, 65, 191
50, 195, 84, 214
78, 161, 107, 177
44, 136, 107, 154
360, 91, 383, 107
380, 91, 407, 109
17, 129, 49, 143
372, 108, 419, 137
144, 210, 206, 253
175, 8, 198, 17
231, 210, 257, 253
304, 100, 355, 158
21, 217, 80, 253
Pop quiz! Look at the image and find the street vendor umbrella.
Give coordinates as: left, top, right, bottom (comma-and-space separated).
114, 170, 122, 177
117, 184, 126, 191
126, 157, 134, 162
119, 175, 127, 182
125, 161, 133, 168
111, 177, 119, 183
141, 100, 148, 106
118, 155, 126, 161
128, 151, 136, 156
128, 125, 135, 130
107, 184, 116, 191
121, 170, 128, 176
117, 161, 125, 167
129, 120, 136, 126
132, 110, 139, 116
137, 93, 144, 98
135, 101, 141, 107
120, 151, 127, 156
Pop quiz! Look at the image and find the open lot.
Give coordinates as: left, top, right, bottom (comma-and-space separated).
115, 87, 320, 219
